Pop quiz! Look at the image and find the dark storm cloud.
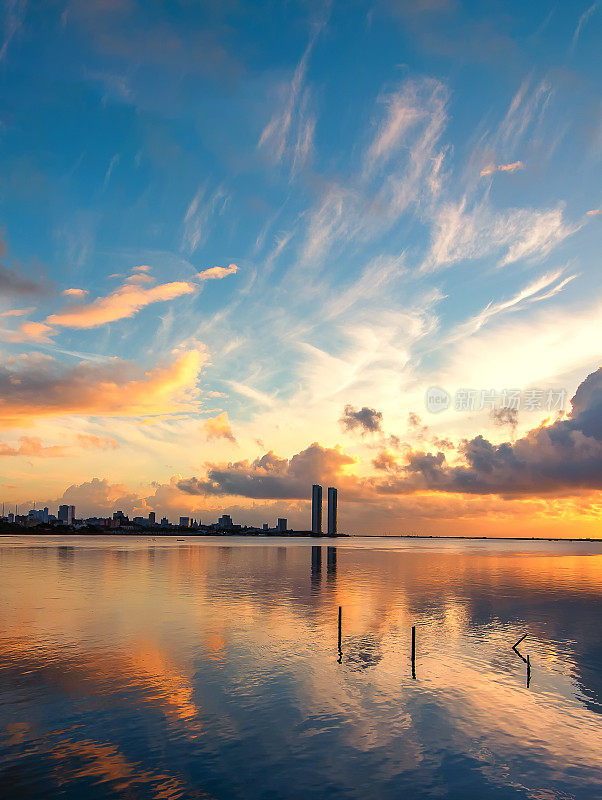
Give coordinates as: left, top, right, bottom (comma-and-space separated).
340, 404, 383, 434
177, 442, 355, 500
378, 367, 602, 497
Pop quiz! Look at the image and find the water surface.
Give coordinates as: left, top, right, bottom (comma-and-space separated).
1, 535, 601, 799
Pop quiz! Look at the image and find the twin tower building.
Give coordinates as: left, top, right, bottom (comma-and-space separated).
311, 484, 338, 535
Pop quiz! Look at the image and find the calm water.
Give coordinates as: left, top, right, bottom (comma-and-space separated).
1, 536, 601, 799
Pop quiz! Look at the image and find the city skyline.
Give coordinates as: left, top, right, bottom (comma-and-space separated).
4, 484, 343, 534
0, 1, 600, 537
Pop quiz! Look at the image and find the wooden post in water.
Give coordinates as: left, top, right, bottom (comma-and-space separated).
411, 625, 416, 679
527, 654, 531, 688
337, 605, 342, 663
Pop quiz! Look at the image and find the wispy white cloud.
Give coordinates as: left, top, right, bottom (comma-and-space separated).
226, 380, 277, 409
0, 0, 26, 62
84, 70, 134, 104
323, 253, 406, 321
102, 153, 120, 189
365, 88, 425, 169
365, 78, 447, 174
571, 2, 598, 51
496, 77, 553, 155
258, 18, 326, 177
447, 269, 578, 342
500, 207, 580, 267
262, 230, 295, 278
299, 76, 448, 267
422, 198, 579, 272
300, 185, 358, 265
181, 185, 229, 254
371, 79, 448, 220
469, 77, 555, 182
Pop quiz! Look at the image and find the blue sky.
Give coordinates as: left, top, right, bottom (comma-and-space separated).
0, 0, 600, 534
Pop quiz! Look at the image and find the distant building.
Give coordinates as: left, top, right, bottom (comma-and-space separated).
112, 510, 127, 524
277, 518, 287, 532
133, 516, 146, 525
218, 514, 233, 529
58, 505, 75, 524
148, 512, 156, 524
29, 507, 49, 524
160, 517, 169, 526
327, 487, 337, 535
262, 523, 269, 531
312, 484, 322, 533
179, 516, 190, 528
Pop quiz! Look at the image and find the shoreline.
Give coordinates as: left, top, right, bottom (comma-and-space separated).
0, 530, 600, 543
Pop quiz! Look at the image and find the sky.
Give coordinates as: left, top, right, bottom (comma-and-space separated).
0, 0, 600, 535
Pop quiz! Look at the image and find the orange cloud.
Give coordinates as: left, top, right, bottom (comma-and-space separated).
0, 321, 56, 343
0, 347, 207, 425
0, 307, 34, 317
196, 263, 238, 281
372, 449, 399, 471
1, 271, 197, 341
125, 272, 155, 285
0, 436, 69, 458
480, 160, 524, 176
0, 434, 119, 457
586, 208, 601, 216
19, 321, 55, 341
76, 434, 119, 450
47, 278, 196, 329
202, 412, 236, 442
